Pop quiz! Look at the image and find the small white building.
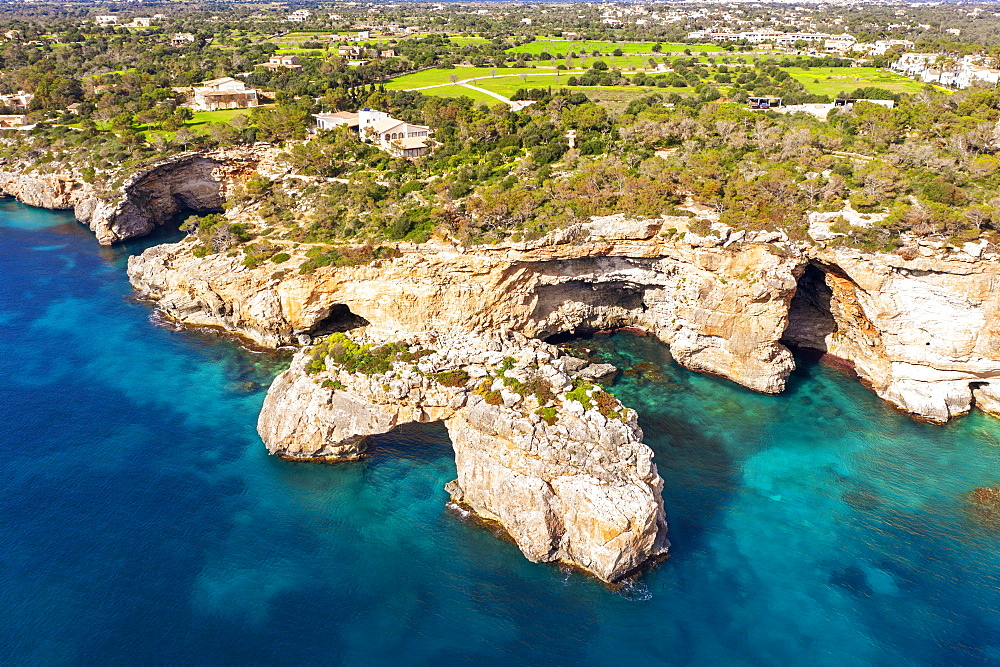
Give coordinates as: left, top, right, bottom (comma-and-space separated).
358, 109, 432, 158
94, 15, 118, 26
172, 32, 196, 47
189, 77, 259, 111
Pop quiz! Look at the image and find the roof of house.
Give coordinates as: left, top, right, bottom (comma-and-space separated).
313, 112, 360, 127
396, 136, 429, 150
317, 111, 359, 120
199, 76, 242, 88
369, 118, 407, 134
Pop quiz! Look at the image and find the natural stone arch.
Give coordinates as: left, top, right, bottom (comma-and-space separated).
257, 331, 669, 582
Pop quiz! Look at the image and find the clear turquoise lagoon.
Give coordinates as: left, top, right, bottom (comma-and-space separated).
3, 200, 1000, 664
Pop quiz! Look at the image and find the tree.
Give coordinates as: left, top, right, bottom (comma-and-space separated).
174, 127, 196, 150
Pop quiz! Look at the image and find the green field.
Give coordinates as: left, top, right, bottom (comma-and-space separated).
412, 84, 502, 105
386, 66, 553, 89
508, 40, 719, 55
274, 48, 325, 55
185, 108, 251, 129
448, 36, 491, 46
781, 67, 925, 95
473, 73, 581, 97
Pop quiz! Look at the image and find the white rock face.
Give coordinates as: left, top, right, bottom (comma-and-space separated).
792, 249, 1000, 423
0, 170, 95, 211
258, 331, 669, 583
129, 223, 802, 394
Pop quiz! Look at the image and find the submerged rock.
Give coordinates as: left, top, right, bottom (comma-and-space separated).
575, 363, 618, 384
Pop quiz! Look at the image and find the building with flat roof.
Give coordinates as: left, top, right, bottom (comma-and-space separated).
187, 77, 259, 111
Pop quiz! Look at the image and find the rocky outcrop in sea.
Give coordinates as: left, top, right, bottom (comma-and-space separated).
258, 329, 669, 582
10, 145, 997, 580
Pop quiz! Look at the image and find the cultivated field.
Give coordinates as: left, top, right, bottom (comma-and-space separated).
781, 67, 926, 95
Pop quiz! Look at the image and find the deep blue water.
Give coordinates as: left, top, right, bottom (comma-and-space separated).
3, 200, 1000, 665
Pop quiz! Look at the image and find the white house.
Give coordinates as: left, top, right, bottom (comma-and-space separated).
94, 15, 118, 26
0, 91, 32, 112
358, 109, 432, 158
172, 32, 196, 47
189, 77, 259, 111
313, 111, 360, 130
870, 39, 914, 56
956, 64, 1000, 88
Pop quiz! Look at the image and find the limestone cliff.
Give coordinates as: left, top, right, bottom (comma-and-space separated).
129, 212, 1000, 424
784, 247, 1000, 423
257, 330, 669, 582
128, 215, 802, 393
0, 144, 280, 245
0, 168, 95, 211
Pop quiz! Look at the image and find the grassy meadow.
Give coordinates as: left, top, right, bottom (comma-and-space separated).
782, 67, 926, 95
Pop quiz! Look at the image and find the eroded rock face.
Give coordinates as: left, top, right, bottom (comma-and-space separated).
785, 249, 1000, 423
86, 146, 271, 245
0, 145, 277, 245
257, 330, 669, 582
129, 220, 802, 394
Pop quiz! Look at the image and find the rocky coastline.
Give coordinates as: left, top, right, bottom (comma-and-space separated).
8, 148, 1000, 580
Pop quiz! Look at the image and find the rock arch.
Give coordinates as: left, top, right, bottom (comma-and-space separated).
257, 331, 669, 583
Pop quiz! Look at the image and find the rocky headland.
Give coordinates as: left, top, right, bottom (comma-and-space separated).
258, 329, 669, 582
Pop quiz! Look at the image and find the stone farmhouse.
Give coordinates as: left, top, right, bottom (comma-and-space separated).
259, 55, 302, 71
186, 77, 260, 111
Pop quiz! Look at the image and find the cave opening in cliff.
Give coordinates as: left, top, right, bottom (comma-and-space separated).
782, 263, 837, 354
309, 304, 370, 336
533, 280, 648, 341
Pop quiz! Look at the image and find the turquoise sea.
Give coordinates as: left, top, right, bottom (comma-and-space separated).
3, 200, 1000, 665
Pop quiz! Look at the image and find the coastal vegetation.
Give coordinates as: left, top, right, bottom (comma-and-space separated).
0, 0, 999, 266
